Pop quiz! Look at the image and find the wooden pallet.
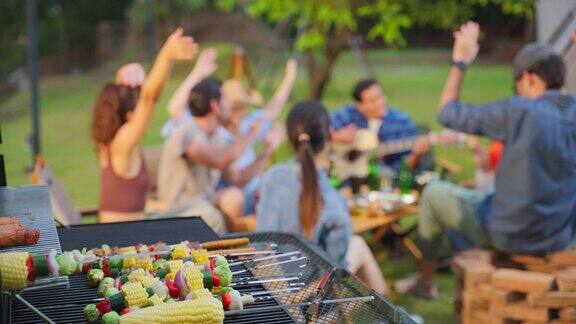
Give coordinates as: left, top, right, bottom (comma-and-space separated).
453, 249, 576, 324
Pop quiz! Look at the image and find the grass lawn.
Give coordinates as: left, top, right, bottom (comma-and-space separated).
1, 46, 514, 323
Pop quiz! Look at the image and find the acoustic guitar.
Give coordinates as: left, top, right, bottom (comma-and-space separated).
331, 128, 466, 180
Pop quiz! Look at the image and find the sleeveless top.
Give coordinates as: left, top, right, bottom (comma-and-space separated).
100, 150, 150, 213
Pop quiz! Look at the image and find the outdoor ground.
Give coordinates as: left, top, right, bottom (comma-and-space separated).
1, 46, 513, 323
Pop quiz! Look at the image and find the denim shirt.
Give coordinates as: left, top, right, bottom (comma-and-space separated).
255, 160, 352, 266
439, 91, 576, 254
330, 105, 417, 172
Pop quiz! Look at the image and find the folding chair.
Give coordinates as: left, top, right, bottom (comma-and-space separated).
30, 156, 98, 226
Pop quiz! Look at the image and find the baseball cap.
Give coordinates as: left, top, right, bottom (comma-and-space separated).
513, 43, 558, 80
222, 79, 263, 106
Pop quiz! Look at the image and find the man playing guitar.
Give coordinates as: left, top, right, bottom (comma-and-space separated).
330, 79, 432, 180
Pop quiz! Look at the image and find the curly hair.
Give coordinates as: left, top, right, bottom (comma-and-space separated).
91, 83, 140, 149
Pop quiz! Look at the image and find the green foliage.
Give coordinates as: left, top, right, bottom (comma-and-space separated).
0, 0, 25, 80
232, 0, 534, 52
214, 0, 534, 98
358, 1, 411, 46
401, 0, 477, 29
296, 30, 326, 52
0, 0, 132, 82
244, 0, 358, 52
128, 0, 236, 36
215, 0, 236, 12
494, 0, 535, 18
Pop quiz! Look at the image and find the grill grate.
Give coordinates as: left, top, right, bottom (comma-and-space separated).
227, 232, 416, 324
0, 186, 69, 289
0, 186, 69, 324
9, 217, 295, 324
7, 218, 413, 323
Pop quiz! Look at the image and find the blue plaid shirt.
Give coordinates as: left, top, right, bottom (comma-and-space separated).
331, 105, 417, 172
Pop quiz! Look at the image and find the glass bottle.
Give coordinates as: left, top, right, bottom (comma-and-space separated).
398, 158, 412, 195
367, 153, 380, 191
328, 150, 341, 188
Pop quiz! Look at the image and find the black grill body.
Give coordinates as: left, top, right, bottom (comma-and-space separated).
5, 217, 414, 323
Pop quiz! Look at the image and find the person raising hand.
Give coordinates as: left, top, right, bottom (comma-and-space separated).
92, 28, 197, 223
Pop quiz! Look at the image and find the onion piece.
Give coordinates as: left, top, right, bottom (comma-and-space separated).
174, 270, 186, 290
47, 249, 59, 277
179, 285, 188, 301
183, 261, 195, 268
71, 249, 82, 261
152, 280, 168, 301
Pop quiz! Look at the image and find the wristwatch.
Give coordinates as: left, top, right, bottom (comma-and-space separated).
453, 60, 468, 71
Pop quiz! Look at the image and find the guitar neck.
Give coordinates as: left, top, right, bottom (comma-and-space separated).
375, 131, 466, 158
376, 136, 422, 158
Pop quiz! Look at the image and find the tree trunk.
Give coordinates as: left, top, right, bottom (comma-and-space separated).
305, 25, 351, 100
307, 50, 342, 100
523, 16, 535, 42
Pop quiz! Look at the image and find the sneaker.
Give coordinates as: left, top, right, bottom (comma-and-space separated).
393, 274, 439, 300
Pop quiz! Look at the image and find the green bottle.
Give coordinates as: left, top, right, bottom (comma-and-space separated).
328, 151, 341, 188
398, 158, 412, 195
330, 175, 341, 189
367, 154, 380, 191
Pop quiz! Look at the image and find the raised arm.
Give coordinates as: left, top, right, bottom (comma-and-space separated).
112, 28, 197, 155
438, 21, 480, 110
222, 124, 284, 187
263, 58, 298, 120
186, 132, 257, 171
167, 48, 218, 120
185, 120, 262, 171
437, 22, 511, 141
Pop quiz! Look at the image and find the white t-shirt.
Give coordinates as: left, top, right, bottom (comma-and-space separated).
368, 119, 382, 136
158, 118, 228, 205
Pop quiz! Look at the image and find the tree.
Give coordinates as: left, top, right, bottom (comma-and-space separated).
0, 0, 25, 83
128, 0, 229, 56
0, 0, 132, 84
222, 0, 534, 100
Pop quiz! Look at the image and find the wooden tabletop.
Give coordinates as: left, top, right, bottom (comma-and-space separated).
350, 204, 419, 234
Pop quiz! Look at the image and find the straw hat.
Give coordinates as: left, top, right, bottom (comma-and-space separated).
222, 79, 263, 106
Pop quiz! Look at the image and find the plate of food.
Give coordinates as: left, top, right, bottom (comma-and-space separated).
350, 191, 416, 214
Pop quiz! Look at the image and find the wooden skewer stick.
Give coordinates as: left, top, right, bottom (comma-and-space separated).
224, 296, 375, 317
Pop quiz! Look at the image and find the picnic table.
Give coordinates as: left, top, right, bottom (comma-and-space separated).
343, 187, 423, 260
350, 204, 419, 235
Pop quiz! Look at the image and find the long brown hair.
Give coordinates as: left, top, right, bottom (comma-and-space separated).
286, 101, 331, 239
91, 83, 140, 150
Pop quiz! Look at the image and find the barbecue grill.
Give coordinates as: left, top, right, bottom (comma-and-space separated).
2, 186, 415, 324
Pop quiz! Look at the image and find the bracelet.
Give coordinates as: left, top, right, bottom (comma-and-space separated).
452, 60, 468, 71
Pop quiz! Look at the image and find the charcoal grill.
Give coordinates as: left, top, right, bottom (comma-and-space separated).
5, 217, 414, 323
0, 186, 69, 324
226, 232, 415, 323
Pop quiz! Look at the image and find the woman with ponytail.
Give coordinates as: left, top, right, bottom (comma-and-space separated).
91, 28, 197, 223
256, 101, 389, 297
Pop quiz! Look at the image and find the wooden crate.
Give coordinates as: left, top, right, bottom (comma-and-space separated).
453, 249, 576, 324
